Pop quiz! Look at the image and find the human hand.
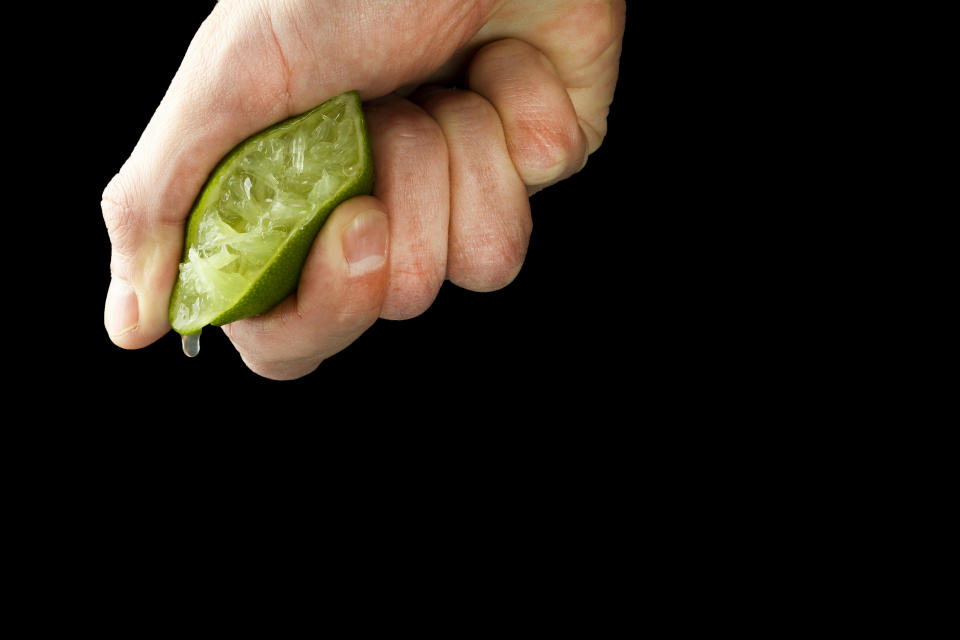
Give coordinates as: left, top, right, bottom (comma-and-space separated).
102, 0, 625, 380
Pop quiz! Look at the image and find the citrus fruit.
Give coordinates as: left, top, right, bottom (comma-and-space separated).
168, 90, 374, 341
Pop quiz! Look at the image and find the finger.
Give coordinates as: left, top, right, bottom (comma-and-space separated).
364, 96, 450, 321
102, 3, 294, 349
536, 0, 626, 153
414, 88, 532, 292
101, 173, 185, 348
459, 0, 625, 153
221, 195, 389, 380
467, 38, 587, 193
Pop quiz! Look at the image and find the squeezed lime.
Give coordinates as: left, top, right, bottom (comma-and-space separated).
169, 90, 374, 339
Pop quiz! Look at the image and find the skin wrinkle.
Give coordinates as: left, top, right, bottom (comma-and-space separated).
274, 1, 502, 105
534, 1, 616, 80
388, 193, 429, 271
100, 192, 138, 256
513, 115, 573, 164
561, 35, 622, 90
434, 0, 504, 59
578, 116, 605, 153
564, 46, 621, 131
255, 0, 294, 118
282, 0, 314, 78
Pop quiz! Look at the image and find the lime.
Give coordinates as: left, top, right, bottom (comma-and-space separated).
168, 91, 373, 339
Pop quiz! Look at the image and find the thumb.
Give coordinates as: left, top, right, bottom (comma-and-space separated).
101, 169, 185, 348
100, 1, 305, 348
100, 2, 283, 348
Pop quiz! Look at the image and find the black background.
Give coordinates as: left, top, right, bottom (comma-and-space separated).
53, 2, 639, 409
13, 4, 869, 585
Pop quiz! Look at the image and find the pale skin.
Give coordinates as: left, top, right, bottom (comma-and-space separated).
102, 0, 626, 380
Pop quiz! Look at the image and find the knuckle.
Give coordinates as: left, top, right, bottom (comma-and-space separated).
467, 40, 584, 185
331, 303, 381, 335
578, 110, 609, 156
452, 226, 531, 292
241, 353, 322, 381
568, 0, 622, 64
511, 113, 584, 185
471, 37, 531, 69
327, 273, 388, 330
375, 100, 445, 146
384, 263, 444, 320
424, 89, 497, 126
225, 320, 321, 381
101, 172, 142, 257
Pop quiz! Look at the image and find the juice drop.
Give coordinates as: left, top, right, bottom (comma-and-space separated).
182, 333, 200, 358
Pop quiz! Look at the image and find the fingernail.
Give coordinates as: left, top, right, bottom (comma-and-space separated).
105, 277, 139, 338
343, 210, 388, 276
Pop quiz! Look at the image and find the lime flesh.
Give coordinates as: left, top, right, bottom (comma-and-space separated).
169, 91, 373, 336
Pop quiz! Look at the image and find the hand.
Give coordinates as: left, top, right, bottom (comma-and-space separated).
102, 0, 625, 380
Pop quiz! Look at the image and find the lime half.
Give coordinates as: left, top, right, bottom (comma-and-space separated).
169, 90, 373, 337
